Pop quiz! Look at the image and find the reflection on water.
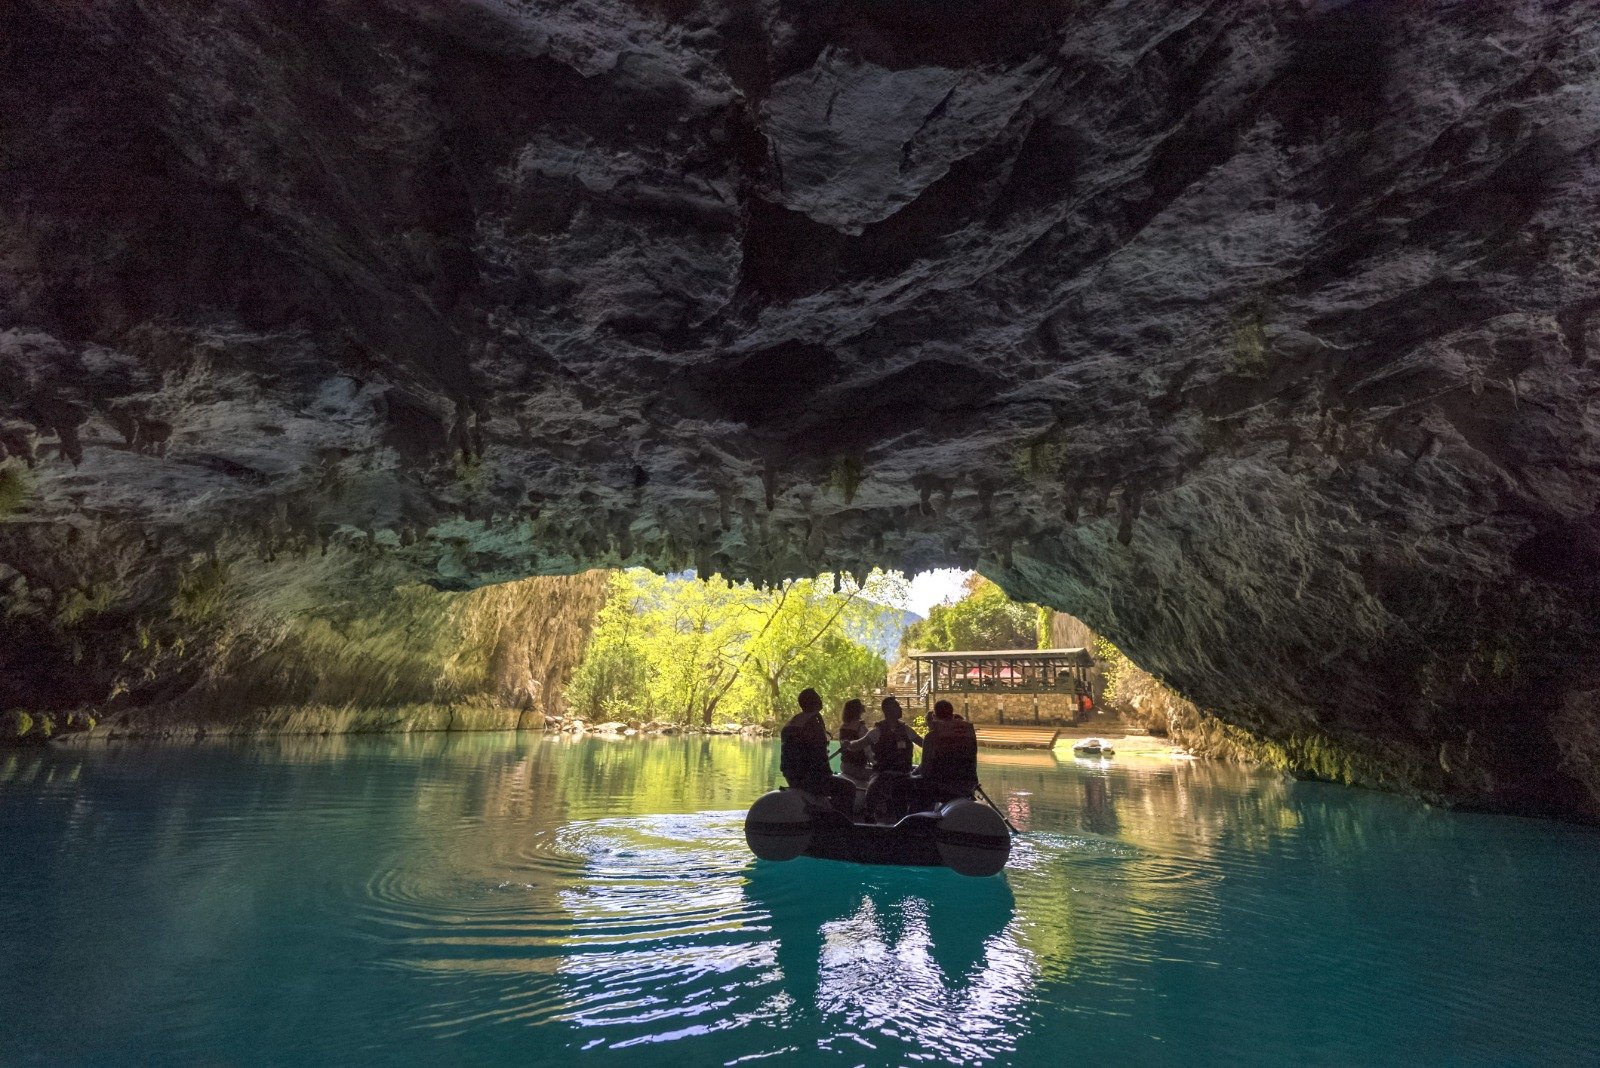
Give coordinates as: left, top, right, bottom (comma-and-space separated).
3, 734, 1600, 1065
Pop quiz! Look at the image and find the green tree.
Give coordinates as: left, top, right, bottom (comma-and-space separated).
900, 576, 1039, 654
741, 575, 899, 720
564, 572, 651, 719
565, 569, 903, 725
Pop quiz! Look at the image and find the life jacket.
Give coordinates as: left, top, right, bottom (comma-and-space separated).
780, 711, 831, 789
872, 719, 914, 774
839, 720, 870, 775
918, 717, 978, 788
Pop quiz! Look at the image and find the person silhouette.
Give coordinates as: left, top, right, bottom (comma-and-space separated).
837, 699, 872, 787
911, 700, 979, 808
779, 688, 856, 815
846, 697, 923, 821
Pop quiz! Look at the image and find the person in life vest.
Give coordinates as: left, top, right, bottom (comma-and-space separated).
779, 688, 856, 815
837, 699, 872, 786
911, 699, 979, 808
844, 696, 923, 821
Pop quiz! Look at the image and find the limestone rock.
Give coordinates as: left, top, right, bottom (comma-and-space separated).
3, 1, 1600, 817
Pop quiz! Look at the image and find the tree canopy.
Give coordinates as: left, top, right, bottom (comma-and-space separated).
899, 575, 1042, 654
565, 570, 907, 725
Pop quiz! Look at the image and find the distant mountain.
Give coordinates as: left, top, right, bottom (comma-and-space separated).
845, 604, 922, 662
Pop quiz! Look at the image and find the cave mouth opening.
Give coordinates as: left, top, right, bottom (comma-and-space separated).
555, 564, 1171, 741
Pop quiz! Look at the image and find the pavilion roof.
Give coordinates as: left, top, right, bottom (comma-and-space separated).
907, 647, 1093, 663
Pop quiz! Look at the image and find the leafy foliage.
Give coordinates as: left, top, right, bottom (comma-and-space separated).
565, 570, 904, 725
173, 558, 230, 623
0, 462, 29, 518
900, 576, 1039, 654
56, 581, 120, 626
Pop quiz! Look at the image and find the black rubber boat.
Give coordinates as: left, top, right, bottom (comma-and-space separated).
744, 789, 1012, 877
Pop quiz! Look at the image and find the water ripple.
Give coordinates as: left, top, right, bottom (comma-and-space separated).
6, 735, 1600, 1066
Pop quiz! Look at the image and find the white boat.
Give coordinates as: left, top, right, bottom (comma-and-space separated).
1072, 737, 1115, 757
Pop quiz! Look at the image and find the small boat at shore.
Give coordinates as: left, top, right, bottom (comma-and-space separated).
744, 790, 1011, 877
1072, 737, 1115, 757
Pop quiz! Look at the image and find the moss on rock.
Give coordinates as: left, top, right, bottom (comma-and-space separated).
2, 709, 34, 742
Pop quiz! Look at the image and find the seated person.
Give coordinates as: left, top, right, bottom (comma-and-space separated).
910, 700, 979, 809
845, 697, 922, 822
779, 687, 856, 816
837, 699, 872, 786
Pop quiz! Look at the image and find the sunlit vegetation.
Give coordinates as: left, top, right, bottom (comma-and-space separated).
54, 580, 120, 626
899, 575, 1040, 654
0, 462, 29, 518
565, 570, 910, 726
172, 557, 231, 624
2, 709, 35, 741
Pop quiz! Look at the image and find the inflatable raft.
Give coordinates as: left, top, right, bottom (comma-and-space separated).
744, 790, 1012, 877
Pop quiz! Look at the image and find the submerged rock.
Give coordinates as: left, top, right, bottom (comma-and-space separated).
3, 1, 1600, 818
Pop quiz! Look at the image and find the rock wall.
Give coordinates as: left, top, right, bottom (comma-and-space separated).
0, 534, 608, 740
4, 1, 1600, 817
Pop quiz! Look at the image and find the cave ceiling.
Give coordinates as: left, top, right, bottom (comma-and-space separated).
5, 0, 1600, 813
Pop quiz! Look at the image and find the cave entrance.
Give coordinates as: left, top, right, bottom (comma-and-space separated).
562, 567, 934, 731
560, 565, 1122, 737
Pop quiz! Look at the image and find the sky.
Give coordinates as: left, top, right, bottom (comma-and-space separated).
666, 566, 972, 619
903, 568, 971, 618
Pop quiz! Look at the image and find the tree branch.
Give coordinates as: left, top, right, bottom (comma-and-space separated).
704, 583, 790, 714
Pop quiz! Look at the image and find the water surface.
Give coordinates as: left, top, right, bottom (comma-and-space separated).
2, 734, 1598, 1065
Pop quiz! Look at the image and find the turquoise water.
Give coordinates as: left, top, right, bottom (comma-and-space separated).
2, 735, 1598, 1066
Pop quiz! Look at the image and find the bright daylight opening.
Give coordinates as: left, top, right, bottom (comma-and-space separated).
557, 568, 1168, 756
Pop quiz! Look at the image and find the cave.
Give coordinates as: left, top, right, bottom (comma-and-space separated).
4, 0, 1600, 824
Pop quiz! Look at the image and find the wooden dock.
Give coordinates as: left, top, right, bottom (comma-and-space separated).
973, 724, 1061, 750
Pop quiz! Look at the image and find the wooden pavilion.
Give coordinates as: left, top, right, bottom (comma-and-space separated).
886, 648, 1100, 744
907, 647, 1095, 702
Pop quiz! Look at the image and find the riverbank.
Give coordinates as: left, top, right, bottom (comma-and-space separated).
541, 715, 776, 739
9, 710, 1194, 760
1, 706, 784, 747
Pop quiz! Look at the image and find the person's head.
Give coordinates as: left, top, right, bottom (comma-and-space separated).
881, 696, 902, 721
842, 698, 865, 724
933, 700, 955, 720
798, 688, 822, 715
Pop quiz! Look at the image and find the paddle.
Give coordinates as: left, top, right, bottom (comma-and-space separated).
975, 781, 1022, 837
